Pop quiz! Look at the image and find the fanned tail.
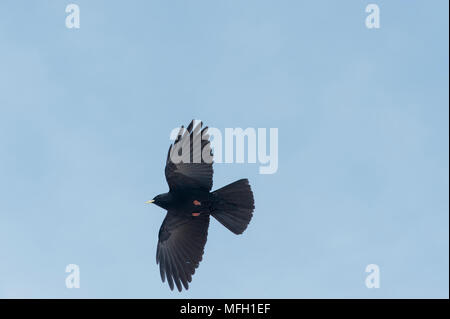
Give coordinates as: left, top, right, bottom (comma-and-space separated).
211, 179, 255, 235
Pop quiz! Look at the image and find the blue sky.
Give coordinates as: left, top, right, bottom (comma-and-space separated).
0, 0, 448, 298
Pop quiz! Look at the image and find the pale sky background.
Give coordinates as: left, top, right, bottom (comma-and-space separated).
0, 1, 448, 298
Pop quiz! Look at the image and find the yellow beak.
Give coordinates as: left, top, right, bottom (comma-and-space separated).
145, 199, 155, 204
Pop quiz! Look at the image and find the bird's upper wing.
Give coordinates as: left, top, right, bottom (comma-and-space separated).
156, 211, 210, 291
165, 120, 214, 192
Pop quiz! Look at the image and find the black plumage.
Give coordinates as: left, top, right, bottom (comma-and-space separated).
148, 120, 255, 291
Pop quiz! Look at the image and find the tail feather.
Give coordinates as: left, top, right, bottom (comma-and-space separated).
212, 179, 255, 235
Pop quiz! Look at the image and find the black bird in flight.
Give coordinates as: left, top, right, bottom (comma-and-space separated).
146, 120, 255, 291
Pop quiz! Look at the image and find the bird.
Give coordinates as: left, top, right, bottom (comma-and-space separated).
146, 120, 255, 292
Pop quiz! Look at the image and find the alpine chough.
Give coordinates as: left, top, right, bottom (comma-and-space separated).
146, 120, 255, 291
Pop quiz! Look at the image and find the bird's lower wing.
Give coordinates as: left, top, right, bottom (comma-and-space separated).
156, 211, 210, 291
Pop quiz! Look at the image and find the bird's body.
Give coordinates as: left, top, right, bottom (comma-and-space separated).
154, 190, 214, 216
147, 120, 255, 292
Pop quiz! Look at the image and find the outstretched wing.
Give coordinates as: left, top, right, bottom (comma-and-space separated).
156, 211, 210, 291
165, 120, 213, 192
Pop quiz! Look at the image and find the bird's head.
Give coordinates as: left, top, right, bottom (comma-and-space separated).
146, 192, 172, 209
